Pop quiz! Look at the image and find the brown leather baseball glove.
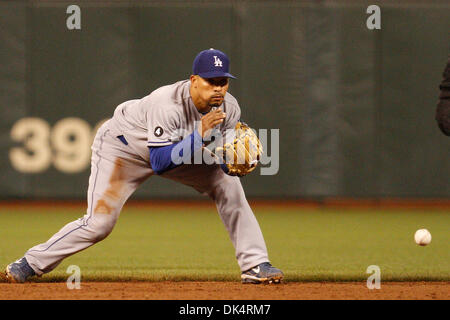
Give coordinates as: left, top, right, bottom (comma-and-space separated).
216, 121, 263, 177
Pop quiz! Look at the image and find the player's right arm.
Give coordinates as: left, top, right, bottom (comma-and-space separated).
197, 108, 227, 137
149, 131, 202, 174
149, 109, 226, 174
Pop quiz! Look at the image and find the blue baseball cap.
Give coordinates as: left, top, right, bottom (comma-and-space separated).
192, 48, 237, 79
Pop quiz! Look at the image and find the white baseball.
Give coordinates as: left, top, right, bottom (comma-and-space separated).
414, 229, 432, 246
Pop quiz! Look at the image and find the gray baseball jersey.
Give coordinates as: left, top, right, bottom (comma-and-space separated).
24, 79, 269, 275
108, 80, 240, 161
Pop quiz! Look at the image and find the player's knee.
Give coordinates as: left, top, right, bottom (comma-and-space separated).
209, 176, 246, 205
93, 225, 113, 242
86, 214, 117, 242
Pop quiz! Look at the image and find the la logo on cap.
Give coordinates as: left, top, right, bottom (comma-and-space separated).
209, 48, 223, 67
213, 56, 223, 67
192, 48, 236, 79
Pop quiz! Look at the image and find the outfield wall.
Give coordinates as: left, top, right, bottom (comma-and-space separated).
1, 0, 449, 200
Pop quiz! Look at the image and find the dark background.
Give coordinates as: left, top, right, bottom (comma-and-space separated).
1, 0, 449, 200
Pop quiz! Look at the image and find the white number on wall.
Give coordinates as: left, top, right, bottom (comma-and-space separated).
51, 117, 92, 173
9, 117, 108, 173
9, 117, 52, 173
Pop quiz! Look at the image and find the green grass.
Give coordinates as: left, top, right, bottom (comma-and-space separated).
0, 205, 449, 282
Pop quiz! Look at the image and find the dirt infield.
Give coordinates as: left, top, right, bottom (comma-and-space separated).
0, 281, 448, 300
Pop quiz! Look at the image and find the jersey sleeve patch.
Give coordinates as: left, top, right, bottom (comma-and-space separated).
154, 126, 164, 137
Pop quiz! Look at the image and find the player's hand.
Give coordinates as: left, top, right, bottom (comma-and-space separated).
197, 108, 226, 138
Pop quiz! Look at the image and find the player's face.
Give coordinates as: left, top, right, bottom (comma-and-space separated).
191, 75, 229, 110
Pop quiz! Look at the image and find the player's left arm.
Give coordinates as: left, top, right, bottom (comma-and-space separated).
215, 98, 264, 177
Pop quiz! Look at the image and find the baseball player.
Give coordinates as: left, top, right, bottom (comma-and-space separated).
5, 48, 284, 284
436, 54, 450, 136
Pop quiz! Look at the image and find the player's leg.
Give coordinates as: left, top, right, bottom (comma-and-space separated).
160, 164, 283, 283
208, 174, 269, 269
6, 124, 152, 282
208, 172, 283, 283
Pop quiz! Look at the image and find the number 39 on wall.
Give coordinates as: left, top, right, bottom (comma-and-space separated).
9, 117, 107, 174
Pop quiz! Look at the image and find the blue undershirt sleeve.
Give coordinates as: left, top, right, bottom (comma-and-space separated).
149, 130, 203, 174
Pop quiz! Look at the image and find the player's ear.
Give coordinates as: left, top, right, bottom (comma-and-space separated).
190, 75, 199, 88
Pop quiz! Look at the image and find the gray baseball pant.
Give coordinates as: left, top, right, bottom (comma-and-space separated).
24, 121, 269, 275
